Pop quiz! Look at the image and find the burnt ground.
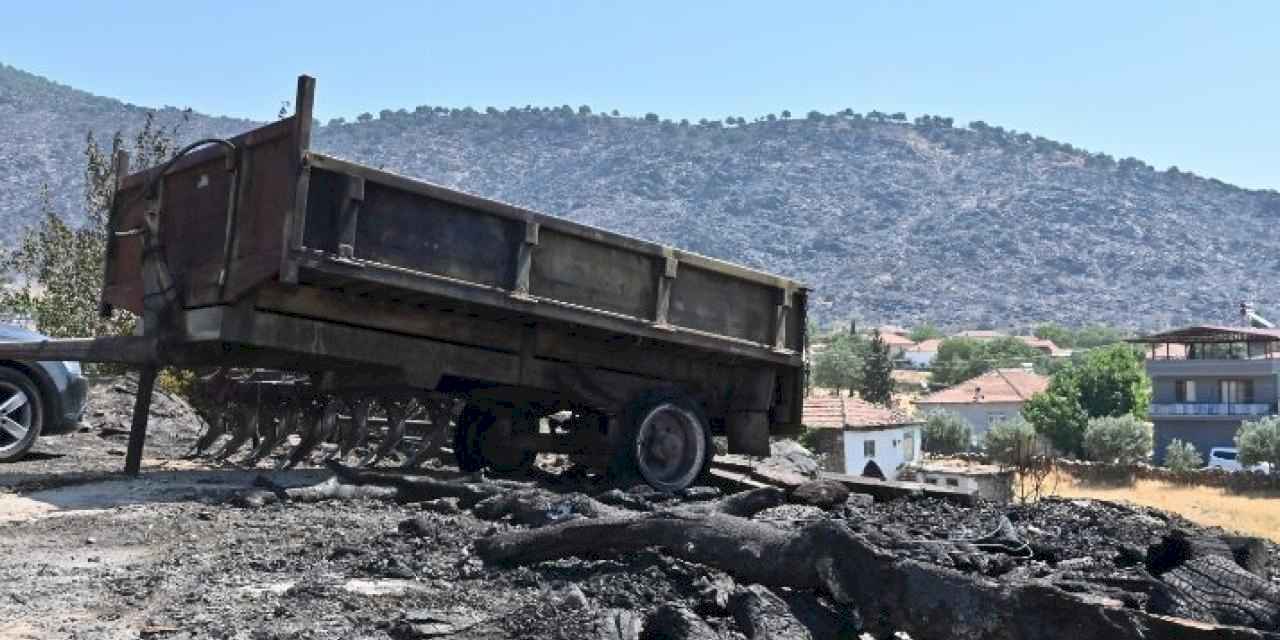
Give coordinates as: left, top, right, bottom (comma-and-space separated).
1, 377, 1278, 639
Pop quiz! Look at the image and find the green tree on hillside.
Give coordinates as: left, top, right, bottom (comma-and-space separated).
1034, 323, 1076, 349
859, 330, 894, 406
1, 115, 181, 339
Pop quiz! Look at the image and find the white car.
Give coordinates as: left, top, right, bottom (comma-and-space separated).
1206, 447, 1271, 473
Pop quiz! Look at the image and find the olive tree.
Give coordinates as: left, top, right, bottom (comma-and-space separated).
1164, 439, 1203, 473
922, 412, 971, 454
1236, 416, 1280, 471
1082, 415, 1152, 464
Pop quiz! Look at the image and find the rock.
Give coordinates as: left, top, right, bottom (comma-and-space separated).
641, 604, 718, 640
1057, 557, 1096, 572
596, 608, 643, 640
390, 609, 477, 639
418, 498, 461, 515
767, 439, 819, 475
693, 574, 736, 614
789, 480, 849, 510
729, 584, 813, 639
398, 517, 436, 538
544, 584, 589, 611
845, 493, 875, 508
595, 489, 653, 512
680, 486, 721, 502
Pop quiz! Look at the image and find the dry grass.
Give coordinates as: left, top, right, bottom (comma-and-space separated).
1053, 471, 1280, 542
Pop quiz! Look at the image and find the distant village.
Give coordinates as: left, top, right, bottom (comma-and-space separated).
801, 307, 1280, 495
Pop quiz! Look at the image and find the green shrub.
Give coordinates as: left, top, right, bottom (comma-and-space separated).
984, 416, 1038, 467
1164, 439, 1203, 472
1082, 415, 1152, 464
1236, 416, 1280, 470
922, 412, 971, 454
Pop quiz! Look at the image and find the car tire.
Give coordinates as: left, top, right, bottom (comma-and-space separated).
0, 367, 45, 463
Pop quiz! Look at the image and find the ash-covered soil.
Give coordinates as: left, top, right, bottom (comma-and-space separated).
2, 377, 1278, 639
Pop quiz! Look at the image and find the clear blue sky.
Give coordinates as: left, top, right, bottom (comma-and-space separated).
3, 1, 1277, 190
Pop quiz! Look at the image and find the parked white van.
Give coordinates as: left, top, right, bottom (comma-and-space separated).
1206, 447, 1270, 473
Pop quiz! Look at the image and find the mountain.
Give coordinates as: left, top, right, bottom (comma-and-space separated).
4, 64, 1279, 329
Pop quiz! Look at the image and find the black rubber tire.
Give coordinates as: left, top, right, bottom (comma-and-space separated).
0, 367, 45, 463
611, 390, 711, 492
453, 403, 536, 474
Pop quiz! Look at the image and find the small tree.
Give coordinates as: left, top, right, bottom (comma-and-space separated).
859, 330, 894, 405
922, 412, 971, 454
1236, 416, 1280, 471
985, 416, 1056, 503
908, 323, 942, 343
1082, 415, 1152, 464
811, 333, 865, 396
2, 115, 181, 340
1164, 439, 1203, 473
780, 110, 791, 119
985, 416, 1038, 467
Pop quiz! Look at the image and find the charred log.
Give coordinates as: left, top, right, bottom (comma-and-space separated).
477, 514, 1271, 640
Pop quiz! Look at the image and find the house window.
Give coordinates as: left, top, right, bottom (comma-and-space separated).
1220, 379, 1254, 404
863, 440, 876, 457
986, 413, 1008, 428
946, 478, 960, 487
1175, 380, 1197, 402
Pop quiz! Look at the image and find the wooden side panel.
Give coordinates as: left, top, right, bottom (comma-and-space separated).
667, 265, 775, 344
102, 117, 298, 314
530, 228, 658, 319
351, 180, 522, 289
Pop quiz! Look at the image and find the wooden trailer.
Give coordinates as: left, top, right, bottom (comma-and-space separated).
0, 76, 808, 491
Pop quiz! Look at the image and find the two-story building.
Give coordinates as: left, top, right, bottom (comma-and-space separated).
1130, 325, 1280, 463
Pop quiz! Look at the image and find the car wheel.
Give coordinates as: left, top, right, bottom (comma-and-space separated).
0, 367, 44, 462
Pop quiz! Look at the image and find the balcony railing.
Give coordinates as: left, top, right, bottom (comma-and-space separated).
1150, 403, 1274, 417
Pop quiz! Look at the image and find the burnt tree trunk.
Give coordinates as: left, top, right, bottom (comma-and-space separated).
478, 516, 1273, 640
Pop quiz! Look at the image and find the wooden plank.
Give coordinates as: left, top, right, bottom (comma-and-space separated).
253, 285, 525, 354
823, 472, 977, 505
303, 152, 807, 291
708, 466, 772, 491
280, 74, 315, 284
295, 255, 801, 366
99, 150, 130, 318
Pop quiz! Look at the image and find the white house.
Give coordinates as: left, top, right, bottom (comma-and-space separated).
913, 367, 1049, 443
802, 395, 923, 480
903, 338, 941, 369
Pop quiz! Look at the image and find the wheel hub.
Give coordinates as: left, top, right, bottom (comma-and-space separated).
0, 381, 32, 452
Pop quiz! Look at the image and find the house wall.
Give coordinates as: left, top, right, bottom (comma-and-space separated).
806, 429, 846, 473
917, 471, 1013, 502
904, 351, 935, 369
1151, 375, 1279, 404
841, 426, 921, 480
1153, 419, 1244, 464
917, 402, 1025, 443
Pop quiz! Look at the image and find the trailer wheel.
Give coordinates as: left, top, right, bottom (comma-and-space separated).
453, 403, 536, 474
615, 392, 710, 492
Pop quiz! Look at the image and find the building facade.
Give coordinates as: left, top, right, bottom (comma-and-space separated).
1131, 325, 1280, 463
913, 367, 1049, 443
802, 395, 923, 480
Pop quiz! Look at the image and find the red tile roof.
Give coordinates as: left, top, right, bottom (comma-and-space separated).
1016, 336, 1070, 357
915, 368, 1049, 405
803, 395, 917, 430
908, 338, 942, 353
878, 332, 916, 348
